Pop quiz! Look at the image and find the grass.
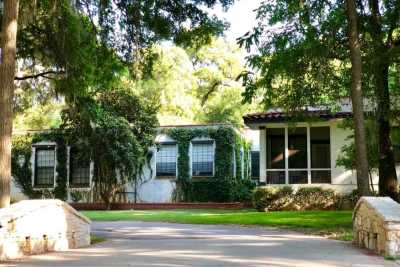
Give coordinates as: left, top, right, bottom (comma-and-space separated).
83, 209, 353, 240
90, 234, 107, 245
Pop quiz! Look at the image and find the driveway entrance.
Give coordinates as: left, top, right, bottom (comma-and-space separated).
8, 221, 398, 267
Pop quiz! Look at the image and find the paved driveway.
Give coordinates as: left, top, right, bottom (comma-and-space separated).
6, 221, 399, 267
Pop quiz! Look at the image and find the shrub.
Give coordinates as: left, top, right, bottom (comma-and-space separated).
252, 186, 293, 211
252, 186, 339, 211
294, 187, 337, 210
336, 189, 363, 210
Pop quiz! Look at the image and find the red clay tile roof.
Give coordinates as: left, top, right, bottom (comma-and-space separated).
243, 110, 353, 125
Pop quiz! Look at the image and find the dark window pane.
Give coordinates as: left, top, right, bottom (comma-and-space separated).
289, 171, 307, 184
288, 128, 307, 169
310, 127, 331, 168
70, 148, 90, 187
35, 147, 55, 187
251, 151, 260, 179
156, 144, 177, 177
192, 141, 214, 176
267, 128, 285, 169
266, 171, 285, 184
311, 170, 331, 184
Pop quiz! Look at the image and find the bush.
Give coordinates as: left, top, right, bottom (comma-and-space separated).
252, 186, 293, 211
252, 186, 339, 212
336, 189, 363, 210
294, 187, 337, 210
187, 178, 255, 203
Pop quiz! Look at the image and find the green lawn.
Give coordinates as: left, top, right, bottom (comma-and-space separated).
83, 209, 353, 240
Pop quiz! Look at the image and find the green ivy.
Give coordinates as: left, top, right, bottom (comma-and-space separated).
166, 126, 254, 202
12, 130, 69, 200
12, 126, 255, 203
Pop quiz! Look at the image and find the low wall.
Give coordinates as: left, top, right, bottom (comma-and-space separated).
0, 200, 91, 261
70, 202, 244, 210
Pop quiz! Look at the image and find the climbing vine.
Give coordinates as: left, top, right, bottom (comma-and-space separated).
12, 130, 68, 200
166, 126, 254, 202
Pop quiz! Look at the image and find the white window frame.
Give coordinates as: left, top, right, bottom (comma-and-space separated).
190, 139, 215, 178
265, 125, 332, 185
67, 146, 93, 190
155, 142, 178, 179
31, 142, 57, 189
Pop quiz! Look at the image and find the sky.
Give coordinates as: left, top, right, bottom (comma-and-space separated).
208, 0, 262, 42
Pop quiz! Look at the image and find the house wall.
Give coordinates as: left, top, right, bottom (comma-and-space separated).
257, 119, 399, 194
11, 127, 244, 203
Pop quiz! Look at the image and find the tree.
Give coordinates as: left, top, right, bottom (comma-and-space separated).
134, 39, 260, 126
0, 0, 235, 206
62, 89, 158, 209
367, 0, 399, 199
345, 0, 371, 195
0, 0, 20, 208
239, 0, 398, 197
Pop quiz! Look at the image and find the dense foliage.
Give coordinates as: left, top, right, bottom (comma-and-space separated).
11, 131, 68, 200
133, 38, 260, 127
252, 187, 343, 212
166, 126, 254, 202
337, 119, 400, 190
11, 89, 159, 207
238, 0, 400, 197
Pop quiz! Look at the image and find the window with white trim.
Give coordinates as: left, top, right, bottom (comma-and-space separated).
192, 140, 214, 177
69, 147, 91, 188
156, 143, 177, 177
266, 126, 331, 184
34, 147, 56, 187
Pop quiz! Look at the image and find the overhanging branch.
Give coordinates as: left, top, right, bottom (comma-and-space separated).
14, 70, 65, 80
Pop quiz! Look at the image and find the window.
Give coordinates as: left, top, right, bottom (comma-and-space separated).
265, 126, 331, 184
266, 128, 285, 184
310, 127, 331, 183
192, 141, 214, 177
251, 151, 260, 179
34, 147, 55, 187
288, 128, 307, 184
156, 143, 177, 177
69, 147, 91, 187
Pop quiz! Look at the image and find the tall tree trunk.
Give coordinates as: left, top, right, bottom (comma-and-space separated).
375, 61, 398, 199
345, 0, 371, 196
369, 0, 399, 200
0, 0, 19, 208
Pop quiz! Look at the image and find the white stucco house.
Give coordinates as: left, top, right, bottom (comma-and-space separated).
243, 104, 400, 194
11, 124, 252, 203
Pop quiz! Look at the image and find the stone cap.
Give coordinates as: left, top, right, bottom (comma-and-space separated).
353, 197, 400, 223
0, 199, 91, 228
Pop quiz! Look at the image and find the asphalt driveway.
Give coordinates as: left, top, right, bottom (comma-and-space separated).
6, 221, 399, 267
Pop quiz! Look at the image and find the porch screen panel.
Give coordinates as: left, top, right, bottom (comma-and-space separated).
266, 128, 285, 184
310, 127, 331, 183
267, 128, 285, 169
288, 128, 307, 184
70, 147, 90, 187
35, 147, 55, 187
192, 141, 214, 177
156, 143, 177, 177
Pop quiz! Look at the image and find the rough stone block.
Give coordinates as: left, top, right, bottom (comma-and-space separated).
0, 199, 91, 261
353, 197, 400, 257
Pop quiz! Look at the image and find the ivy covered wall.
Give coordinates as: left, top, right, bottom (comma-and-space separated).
166, 126, 254, 202
11, 126, 255, 203
12, 131, 68, 200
